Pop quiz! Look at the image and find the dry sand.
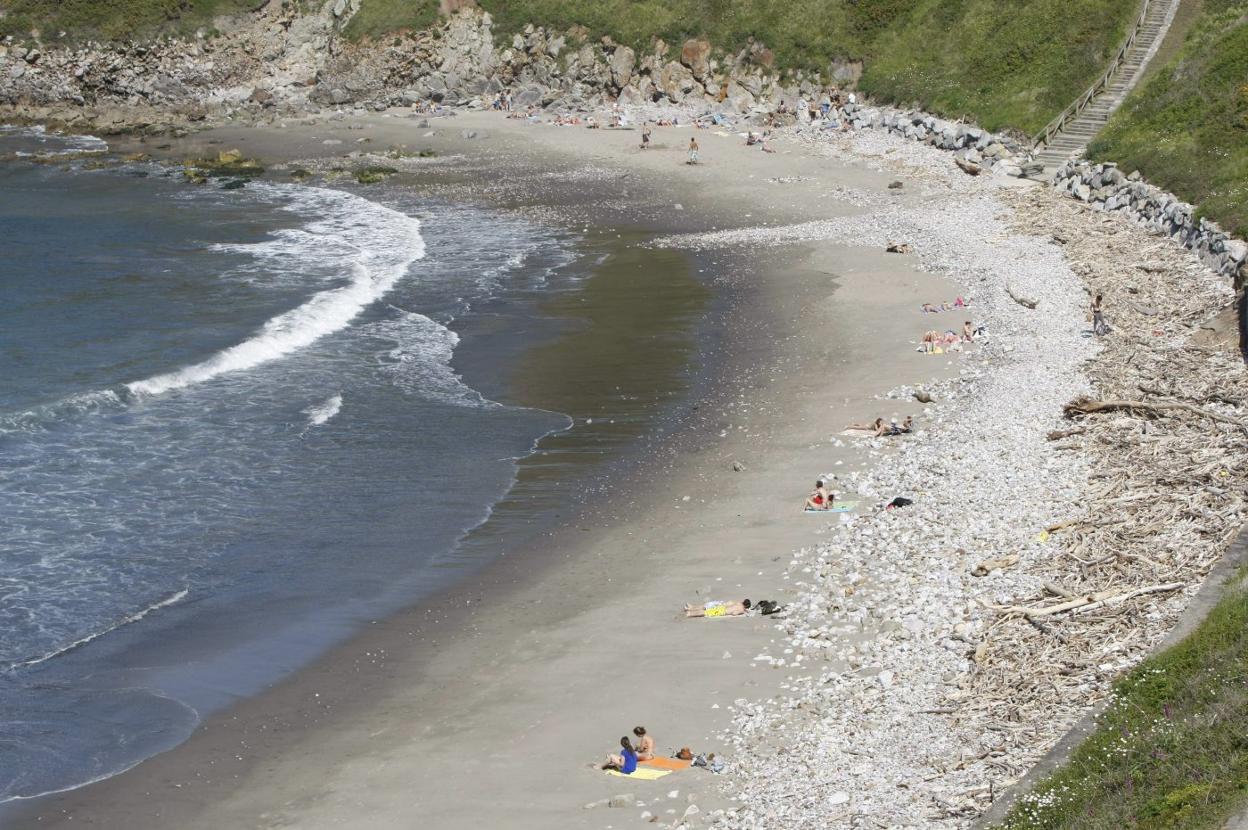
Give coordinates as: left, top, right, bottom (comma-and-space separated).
16, 111, 981, 829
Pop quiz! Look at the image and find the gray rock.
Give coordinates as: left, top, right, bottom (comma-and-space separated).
608, 794, 636, 808
609, 45, 635, 89
512, 84, 544, 107
329, 88, 349, 105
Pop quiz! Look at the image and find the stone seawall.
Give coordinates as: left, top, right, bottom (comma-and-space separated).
1051, 160, 1248, 284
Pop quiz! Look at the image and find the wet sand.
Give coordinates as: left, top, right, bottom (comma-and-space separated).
13, 111, 968, 829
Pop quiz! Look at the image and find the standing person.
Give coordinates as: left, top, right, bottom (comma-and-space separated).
633, 726, 655, 761
640, 123, 652, 149
1092, 293, 1110, 336
687, 136, 700, 165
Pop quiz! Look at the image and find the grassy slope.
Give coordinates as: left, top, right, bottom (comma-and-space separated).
345, 0, 1139, 134
0, 0, 258, 40
995, 568, 1248, 830
1088, 0, 1248, 239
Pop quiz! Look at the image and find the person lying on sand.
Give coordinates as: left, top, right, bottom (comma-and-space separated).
921, 303, 940, 313
685, 599, 751, 617
878, 416, 913, 437
594, 736, 638, 773
846, 417, 885, 433
633, 726, 655, 761
804, 479, 833, 510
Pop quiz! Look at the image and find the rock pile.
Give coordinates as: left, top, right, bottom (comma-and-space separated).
1053, 160, 1248, 285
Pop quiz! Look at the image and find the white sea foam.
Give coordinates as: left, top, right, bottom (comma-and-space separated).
6, 588, 189, 671
303, 393, 343, 427
127, 186, 425, 396
370, 310, 490, 406
0, 389, 124, 434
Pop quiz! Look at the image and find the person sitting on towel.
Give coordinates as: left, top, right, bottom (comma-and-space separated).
633, 726, 655, 761
596, 736, 638, 773
804, 480, 832, 511
685, 599, 751, 617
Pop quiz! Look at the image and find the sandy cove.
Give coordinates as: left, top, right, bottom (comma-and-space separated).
14, 109, 1238, 829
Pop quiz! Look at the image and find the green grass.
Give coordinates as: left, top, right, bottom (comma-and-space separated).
995, 568, 1248, 830
0, 0, 259, 41
1089, 0, 1248, 239
0, 0, 1140, 134
344, 0, 1139, 134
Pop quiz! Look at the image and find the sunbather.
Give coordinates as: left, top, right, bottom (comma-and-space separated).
595, 736, 638, 773
846, 417, 885, 432
684, 599, 751, 617
878, 416, 913, 437
962, 320, 975, 341
633, 726, 655, 761
804, 479, 832, 510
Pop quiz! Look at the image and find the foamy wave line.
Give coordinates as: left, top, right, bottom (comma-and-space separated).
127, 186, 426, 396
4, 588, 189, 672
0, 389, 125, 434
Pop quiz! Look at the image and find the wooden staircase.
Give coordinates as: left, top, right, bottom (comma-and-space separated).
1028, 0, 1179, 179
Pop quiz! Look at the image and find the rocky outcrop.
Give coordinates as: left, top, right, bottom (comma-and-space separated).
0, 5, 856, 132
1053, 161, 1248, 284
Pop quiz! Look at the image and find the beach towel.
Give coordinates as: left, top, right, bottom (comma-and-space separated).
606, 758, 692, 779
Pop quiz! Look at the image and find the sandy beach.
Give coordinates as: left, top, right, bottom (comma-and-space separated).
11, 107, 1242, 830
7, 111, 965, 827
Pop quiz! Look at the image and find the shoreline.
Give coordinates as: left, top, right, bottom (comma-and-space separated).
9, 113, 967, 828
9, 107, 1243, 830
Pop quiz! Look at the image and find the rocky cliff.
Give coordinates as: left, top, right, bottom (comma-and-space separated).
0, 1, 846, 133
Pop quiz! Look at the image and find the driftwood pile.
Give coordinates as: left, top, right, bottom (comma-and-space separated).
945, 190, 1247, 813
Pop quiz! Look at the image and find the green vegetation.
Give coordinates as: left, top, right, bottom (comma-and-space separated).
1089, 0, 1248, 239
0, 0, 1141, 134
355, 164, 398, 183
345, 0, 1139, 133
182, 148, 265, 184
996, 568, 1248, 830
0, 0, 257, 40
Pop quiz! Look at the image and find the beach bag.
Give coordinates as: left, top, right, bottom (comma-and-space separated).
677, 747, 693, 761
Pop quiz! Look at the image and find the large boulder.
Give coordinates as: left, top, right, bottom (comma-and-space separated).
659, 60, 697, 101
609, 45, 635, 89
512, 84, 544, 107
681, 38, 711, 80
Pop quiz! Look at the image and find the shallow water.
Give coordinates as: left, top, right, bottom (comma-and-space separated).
0, 127, 714, 806
0, 130, 593, 801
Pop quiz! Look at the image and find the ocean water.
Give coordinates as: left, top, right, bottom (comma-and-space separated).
0, 129, 590, 802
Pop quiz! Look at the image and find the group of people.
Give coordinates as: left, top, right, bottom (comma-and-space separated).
919, 320, 980, 352
595, 726, 656, 774
745, 130, 777, 153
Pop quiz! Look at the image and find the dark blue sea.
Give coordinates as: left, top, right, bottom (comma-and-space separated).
0, 126, 591, 802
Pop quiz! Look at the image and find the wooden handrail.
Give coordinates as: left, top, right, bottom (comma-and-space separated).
1032, 0, 1153, 150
